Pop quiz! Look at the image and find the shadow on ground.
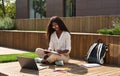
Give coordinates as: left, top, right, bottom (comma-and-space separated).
64, 63, 88, 75
40, 62, 88, 75
20, 69, 39, 75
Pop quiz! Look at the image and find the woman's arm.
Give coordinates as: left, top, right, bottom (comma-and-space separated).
57, 50, 69, 54
48, 35, 54, 51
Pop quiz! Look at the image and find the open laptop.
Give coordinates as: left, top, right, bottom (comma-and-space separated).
17, 56, 48, 71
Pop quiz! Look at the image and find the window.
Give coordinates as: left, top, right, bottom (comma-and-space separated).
64, 0, 76, 17
30, 0, 46, 18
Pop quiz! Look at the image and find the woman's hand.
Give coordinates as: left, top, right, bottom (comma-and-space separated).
44, 49, 50, 54
57, 50, 63, 54
57, 50, 69, 54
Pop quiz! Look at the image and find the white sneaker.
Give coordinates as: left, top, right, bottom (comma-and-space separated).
55, 60, 64, 66
34, 58, 43, 63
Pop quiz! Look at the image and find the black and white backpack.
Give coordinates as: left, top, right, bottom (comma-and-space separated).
85, 39, 108, 64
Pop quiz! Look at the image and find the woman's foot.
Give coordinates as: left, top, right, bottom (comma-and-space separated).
44, 55, 49, 60
41, 59, 49, 64
41, 59, 55, 65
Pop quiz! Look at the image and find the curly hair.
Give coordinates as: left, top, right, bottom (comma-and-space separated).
46, 16, 70, 42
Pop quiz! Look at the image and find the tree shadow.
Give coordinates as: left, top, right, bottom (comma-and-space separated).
40, 62, 88, 75
64, 63, 88, 75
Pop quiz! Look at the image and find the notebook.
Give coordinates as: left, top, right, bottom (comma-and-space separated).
80, 63, 101, 68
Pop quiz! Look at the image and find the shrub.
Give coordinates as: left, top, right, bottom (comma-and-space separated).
97, 29, 113, 35
0, 17, 14, 30
98, 20, 120, 35
112, 24, 120, 35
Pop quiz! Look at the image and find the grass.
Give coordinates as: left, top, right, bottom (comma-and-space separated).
0, 52, 39, 63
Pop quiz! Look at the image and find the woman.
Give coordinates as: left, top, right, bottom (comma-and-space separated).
35, 16, 71, 64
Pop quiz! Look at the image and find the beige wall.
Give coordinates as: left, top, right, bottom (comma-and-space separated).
0, 31, 120, 65
15, 16, 115, 33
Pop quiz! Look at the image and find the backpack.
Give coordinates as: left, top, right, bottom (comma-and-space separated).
85, 39, 108, 64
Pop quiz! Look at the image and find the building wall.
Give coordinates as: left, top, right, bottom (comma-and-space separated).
16, 0, 120, 19
76, 0, 120, 16
46, 0, 64, 17
16, 0, 29, 19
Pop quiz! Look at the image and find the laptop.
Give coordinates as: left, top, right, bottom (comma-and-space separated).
17, 56, 48, 71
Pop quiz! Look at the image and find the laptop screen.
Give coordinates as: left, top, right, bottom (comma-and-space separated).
17, 56, 38, 70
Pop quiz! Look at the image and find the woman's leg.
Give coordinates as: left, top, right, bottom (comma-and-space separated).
60, 54, 70, 63
35, 48, 46, 58
46, 54, 61, 63
46, 54, 70, 63
35, 48, 52, 64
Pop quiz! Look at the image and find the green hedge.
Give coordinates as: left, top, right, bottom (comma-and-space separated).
0, 17, 14, 30
98, 22, 120, 35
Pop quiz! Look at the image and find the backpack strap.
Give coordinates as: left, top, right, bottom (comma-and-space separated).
97, 39, 103, 43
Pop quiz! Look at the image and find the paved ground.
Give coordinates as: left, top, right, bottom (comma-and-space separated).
0, 59, 120, 76
0, 47, 120, 76
0, 47, 87, 76
0, 47, 31, 76
0, 58, 89, 76
0, 47, 29, 54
